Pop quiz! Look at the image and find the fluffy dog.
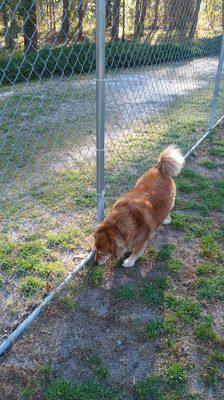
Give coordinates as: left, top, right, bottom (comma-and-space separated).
94, 146, 184, 267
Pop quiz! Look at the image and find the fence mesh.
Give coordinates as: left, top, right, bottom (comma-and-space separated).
0, 0, 223, 339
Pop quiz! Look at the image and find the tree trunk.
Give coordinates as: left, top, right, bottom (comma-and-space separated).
147, 0, 160, 42
222, 0, 224, 29
58, 0, 70, 42
139, 0, 148, 37
164, 0, 195, 42
134, 0, 141, 37
134, 0, 148, 38
188, 0, 202, 39
23, 0, 38, 54
122, 0, 125, 40
106, 0, 112, 29
111, 0, 120, 41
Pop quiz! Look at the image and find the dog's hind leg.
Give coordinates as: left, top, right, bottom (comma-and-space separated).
122, 241, 147, 268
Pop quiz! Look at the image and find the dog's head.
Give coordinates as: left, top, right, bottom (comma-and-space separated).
94, 224, 126, 265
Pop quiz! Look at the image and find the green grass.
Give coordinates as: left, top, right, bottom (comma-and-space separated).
209, 146, 224, 157
202, 160, 217, 169
196, 262, 216, 276
166, 363, 187, 386
61, 295, 77, 310
87, 266, 104, 286
142, 277, 170, 308
46, 227, 81, 249
19, 276, 45, 297
203, 362, 220, 385
197, 267, 224, 301
171, 212, 212, 239
200, 234, 224, 261
145, 319, 164, 340
156, 244, 175, 262
46, 379, 119, 400
167, 258, 183, 273
136, 373, 162, 400
165, 292, 201, 323
82, 350, 109, 381
116, 284, 137, 301
136, 364, 190, 400
193, 316, 224, 346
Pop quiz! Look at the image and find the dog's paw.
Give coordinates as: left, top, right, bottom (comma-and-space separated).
122, 257, 135, 268
163, 215, 171, 225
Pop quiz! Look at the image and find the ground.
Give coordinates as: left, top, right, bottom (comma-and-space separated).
0, 57, 223, 335
0, 125, 223, 399
0, 55, 224, 399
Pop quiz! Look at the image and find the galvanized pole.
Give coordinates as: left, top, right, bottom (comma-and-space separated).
209, 34, 224, 130
96, 0, 106, 222
184, 34, 224, 160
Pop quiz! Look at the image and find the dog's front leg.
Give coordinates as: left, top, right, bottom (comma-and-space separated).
122, 241, 147, 268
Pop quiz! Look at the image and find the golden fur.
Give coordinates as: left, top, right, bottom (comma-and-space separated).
94, 146, 184, 267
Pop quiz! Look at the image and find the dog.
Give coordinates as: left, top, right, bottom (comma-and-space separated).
94, 145, 184, 267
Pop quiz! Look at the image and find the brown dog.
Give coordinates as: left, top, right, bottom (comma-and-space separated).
94, 146, 184, 267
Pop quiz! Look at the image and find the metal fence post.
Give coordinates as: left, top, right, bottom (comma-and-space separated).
209, 34, 224, 130
96, 0, 106, 223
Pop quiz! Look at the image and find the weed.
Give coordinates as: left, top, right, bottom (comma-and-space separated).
0, 274, 3, 288
21, 386, 38, 400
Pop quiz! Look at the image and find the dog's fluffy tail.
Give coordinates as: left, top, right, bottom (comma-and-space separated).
157, 145, 184, 177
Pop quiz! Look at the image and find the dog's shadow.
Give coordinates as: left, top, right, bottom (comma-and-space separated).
95, 224, 173, 292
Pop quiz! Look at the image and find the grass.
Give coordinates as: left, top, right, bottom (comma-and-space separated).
167, 258, 183, 273
61, 295, 77, 310
145, 319, 164, 340
87, 266, 104, 286
200, 234, 224, 261
116, 284, 137, 301
194, 316, 217, 342
197, 267, 224, 301
156, 244, 175, 262
83, 350, 109, 381
165, 292, 201, 323
136, 364, 189, 400
141, 277, 170, 308
166, 363, 187, 386
46, 379, 119, 400
46, 227, 81, 249
19, 276, 45, 297
202, 160, 217, 169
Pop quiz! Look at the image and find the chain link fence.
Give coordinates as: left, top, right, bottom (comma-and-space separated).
0, 0, 223, 349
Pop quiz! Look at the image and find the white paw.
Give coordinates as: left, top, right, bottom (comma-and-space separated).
163, 216, 171, 225
122, 257, 136, 268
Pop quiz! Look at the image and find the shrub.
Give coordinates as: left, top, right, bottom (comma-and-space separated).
0, 36, 222, 85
